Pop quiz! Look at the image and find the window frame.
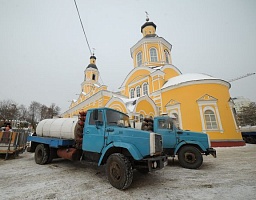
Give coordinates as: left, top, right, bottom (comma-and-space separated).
136, 86, 141, 97
150, 48, 158, 62
136, 52, 142, 67
164, 49, 170, 64
142, 82, 148, 95
204, 109, 218, 130
130, 88, 135, 98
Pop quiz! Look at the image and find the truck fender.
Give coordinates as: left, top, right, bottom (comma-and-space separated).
98, 142, 143, 166
174, 141, 207, 155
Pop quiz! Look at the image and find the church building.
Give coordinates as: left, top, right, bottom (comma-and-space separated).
61, 17, 245, 147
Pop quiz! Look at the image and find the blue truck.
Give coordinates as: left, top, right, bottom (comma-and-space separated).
27, 108, 167, 190
140, 116, 216, 169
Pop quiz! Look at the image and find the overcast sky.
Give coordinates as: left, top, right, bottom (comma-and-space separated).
1, 0, 255, 113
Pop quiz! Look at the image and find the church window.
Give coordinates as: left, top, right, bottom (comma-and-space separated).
142, 83, 148, 95
139, 114, 144, 122
92, 74, 96, 80
164, 49, 170, 64
172, 113, 180, 129
136, 86, 141, 97
204, 110, 218, 129
137, 52, 142, 66
130, 88, 134, 98
150, 48, 157, 62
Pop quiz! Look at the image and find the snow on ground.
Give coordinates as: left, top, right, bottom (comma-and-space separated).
0, 144, 255, 200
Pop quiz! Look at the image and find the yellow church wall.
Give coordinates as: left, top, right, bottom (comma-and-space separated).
124, 69, 152, 97
107, 100, 127, 113
152, 75, 165, 91
132, 43, 167, 67
132, 46, 145, 67
162, 68, 180, 80
161, 83, 241, 141
135, 99, 156, 117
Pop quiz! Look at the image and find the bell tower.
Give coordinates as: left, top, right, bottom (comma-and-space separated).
130, 14, 172, 68
81, 55, 100, 94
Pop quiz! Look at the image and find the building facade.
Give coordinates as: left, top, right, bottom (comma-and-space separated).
62, 18, 244, 147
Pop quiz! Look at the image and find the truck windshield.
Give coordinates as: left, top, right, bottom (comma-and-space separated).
158, 118, 173, 130
106, 110, 131, 128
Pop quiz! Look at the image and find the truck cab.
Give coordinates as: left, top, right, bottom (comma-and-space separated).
141, 116, 216, 169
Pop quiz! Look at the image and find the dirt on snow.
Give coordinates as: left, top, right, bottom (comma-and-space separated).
0, 144, 255, 200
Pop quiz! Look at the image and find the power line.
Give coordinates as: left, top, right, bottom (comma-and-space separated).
228, 73, 255, 82
73, 0, 92, 55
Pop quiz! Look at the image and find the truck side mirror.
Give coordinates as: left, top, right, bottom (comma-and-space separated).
93, 109, 98, 120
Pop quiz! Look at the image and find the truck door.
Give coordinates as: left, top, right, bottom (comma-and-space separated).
156, 118, 177, 148
82, 110, 106, 153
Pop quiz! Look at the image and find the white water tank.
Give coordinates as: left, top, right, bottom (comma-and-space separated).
36, 118, 79, 139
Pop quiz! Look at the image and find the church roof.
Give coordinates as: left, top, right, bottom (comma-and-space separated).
86, 63, 98, 69
162, 73, 228, 89
141, 21, 157, 33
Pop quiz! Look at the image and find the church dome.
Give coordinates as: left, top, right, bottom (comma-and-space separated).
86, 63, 98, 69
86, 55, 98, 69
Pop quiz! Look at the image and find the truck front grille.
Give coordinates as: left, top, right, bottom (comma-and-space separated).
155, 134, 163, 153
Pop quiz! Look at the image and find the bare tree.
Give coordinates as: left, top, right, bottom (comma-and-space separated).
48, 103, 60, 118
18, 104, 29, 121
28, 101, 41, 130
0, 99, 18, 121
237, 102, 256, 126
40, 105, 49, 120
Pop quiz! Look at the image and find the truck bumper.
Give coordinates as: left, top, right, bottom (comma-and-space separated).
144, 155, 168, 172
206, 148, 217, 158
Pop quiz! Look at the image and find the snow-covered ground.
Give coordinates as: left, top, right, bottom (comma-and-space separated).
0, 144, 255, 200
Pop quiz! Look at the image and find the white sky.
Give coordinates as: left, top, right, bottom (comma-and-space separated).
1, 0, 255, 113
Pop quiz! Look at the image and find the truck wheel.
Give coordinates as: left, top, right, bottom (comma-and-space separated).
178, 146, 203, 169
106, 153, 133, 190
35, 144, 49, 165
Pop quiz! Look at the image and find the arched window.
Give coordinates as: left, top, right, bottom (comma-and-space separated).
92, 74, 96, 80
136, 86, 141, 97
130, 88, 134, 98
139, 114, 144, 122
164, 50, 170, 64
150, 48, 157, 62
172, 113, 180, 129
142, 83, 148, 95
137, 52, 142, 67
204, 110, 218, 129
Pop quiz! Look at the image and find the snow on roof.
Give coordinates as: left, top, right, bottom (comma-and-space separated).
82, 92, 87, 95
72, 99, 77, 102
116, 96, 139, 112
162, 73, 219, 89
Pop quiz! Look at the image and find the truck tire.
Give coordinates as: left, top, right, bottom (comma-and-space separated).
178, 146, 203, 169
106, 153, 133, 190
35, 144, 49, 165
